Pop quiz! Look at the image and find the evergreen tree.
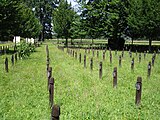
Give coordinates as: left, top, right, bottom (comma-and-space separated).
53, 0, 75, 46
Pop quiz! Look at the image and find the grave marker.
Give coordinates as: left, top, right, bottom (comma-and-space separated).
11, 55, 14, 66
97, 50, 99, 58
131, 58, 134, 70
49, 77, 54, 108
48, 67, 52, 89
135, 77, 142, 106
139, 53, 141, 63
5, 57, 9, 72
144, 51, 146, 59
15, 53, 17, 62
152, 56, 155, 67
90, 58, 93, 71
119, 55, 121, 67
113, 67, 117, 88
103, 52, 105, 60
51, 105, 60, 120
110, 52, 112, 64
84, 55, 86, 68
99, 62, 102, 79
79, 53, 81, 63
148, 62, 151, 77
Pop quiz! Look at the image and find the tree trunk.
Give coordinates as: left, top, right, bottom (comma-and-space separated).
92, 38, 93, 44
65, 38, 68, 47
132, 38, 133, 45
149, 38, 152, 52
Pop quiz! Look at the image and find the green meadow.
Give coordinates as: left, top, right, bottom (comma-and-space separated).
0, 42, 160, 120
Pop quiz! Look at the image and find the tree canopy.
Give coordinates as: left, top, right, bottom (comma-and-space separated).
53, 0, 75, 46
0, 0, 42, 41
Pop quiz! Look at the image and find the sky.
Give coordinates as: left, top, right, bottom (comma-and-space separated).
67, 0, 78, 7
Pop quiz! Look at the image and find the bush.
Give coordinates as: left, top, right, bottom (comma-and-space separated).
17, 41, 35, 59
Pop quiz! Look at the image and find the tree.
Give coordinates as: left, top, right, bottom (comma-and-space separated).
127, 0, 160, 51
0, 0, 42, 41
80, 0, 105, 43
53, 0, 75, 46
23, 0, 59, 41
105, 0, 128, 49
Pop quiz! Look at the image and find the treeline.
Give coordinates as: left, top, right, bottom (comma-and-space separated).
1, 0, 160, 50
0, 0, 42, 41
53, 0, 160, 50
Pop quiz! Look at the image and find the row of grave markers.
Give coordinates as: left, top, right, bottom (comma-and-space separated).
4, 52, 20, 72
3, 42, 41, 72
57, 46, 159, 106
46, 45, 60, 120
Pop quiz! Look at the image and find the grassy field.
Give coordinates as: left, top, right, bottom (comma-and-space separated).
0, 42, 160, 119
51, 39, 160, 45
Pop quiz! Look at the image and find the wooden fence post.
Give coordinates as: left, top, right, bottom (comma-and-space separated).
51, 105, 60, 120
131, 58, 134, 70
119, 55, 121, 67
135, 77, 142, 105
90, 58, 93, 71
113, 67, 117, 88
5, 57, 9, 72
148, 61, 151, 77
49, 77, 54, 108
99, 62, 102, 79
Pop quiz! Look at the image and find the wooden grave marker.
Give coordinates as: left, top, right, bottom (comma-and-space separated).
135, 77, 142, 106
51, 105, 60, 120
5, 57, 9, 72
113, 67, 117, 88
99, 62, 102, 79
